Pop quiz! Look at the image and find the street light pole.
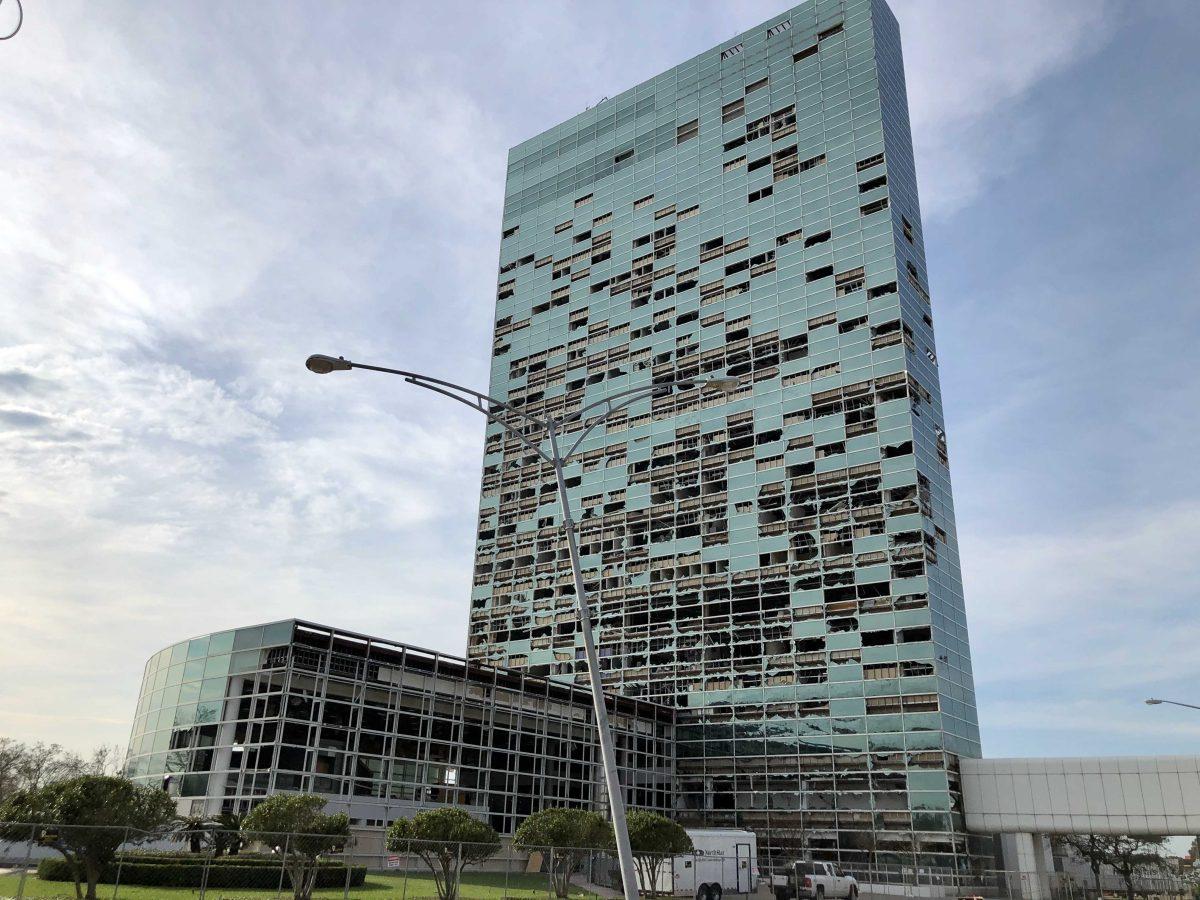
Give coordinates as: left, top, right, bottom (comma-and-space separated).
1145, 698, 1200, 711
306, 353, 739, 900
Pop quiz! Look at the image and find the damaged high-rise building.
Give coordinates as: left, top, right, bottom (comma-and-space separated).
468, 0, 984, 868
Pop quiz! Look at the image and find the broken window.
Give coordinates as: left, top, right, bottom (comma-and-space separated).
805, 265, 833, 282
860, 175, 887, 193
856, 153, 884, 172
881, 440, 913, 459
793, 43, 818, 63
722, 98, 745, 122
835, 267, 865, 296
746, 76, 769, 93
574, 193, 593, 207
720, 43, 744, 60
804, 230, 831, 248
501, 225, 518, 240
676, 119, 699, 143
748, 185, 773, 204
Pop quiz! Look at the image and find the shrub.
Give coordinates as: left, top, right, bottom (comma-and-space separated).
37, 853, 366, 889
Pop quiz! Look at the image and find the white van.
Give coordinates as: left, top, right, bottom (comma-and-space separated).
641, 827, 759, 899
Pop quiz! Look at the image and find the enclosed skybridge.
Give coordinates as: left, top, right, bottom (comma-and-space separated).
961, 755, 1200, 835
961, 756, 1200, 900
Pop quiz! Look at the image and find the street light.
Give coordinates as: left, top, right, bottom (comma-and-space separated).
1145, 698, 1200, 711
306, 352, 741, 900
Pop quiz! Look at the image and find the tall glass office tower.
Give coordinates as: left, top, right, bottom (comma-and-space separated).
469, 0, 983, 869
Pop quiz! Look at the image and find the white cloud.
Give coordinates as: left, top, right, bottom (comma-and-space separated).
0, 0, 1185, 765
962, 502, 1200, 753
0, 3, 500, 750
892, 0, 1119, 218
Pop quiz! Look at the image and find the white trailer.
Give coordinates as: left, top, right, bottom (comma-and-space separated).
642, 827, 758, 900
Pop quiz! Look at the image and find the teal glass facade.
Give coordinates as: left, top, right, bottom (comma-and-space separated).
471, 0, 982, 868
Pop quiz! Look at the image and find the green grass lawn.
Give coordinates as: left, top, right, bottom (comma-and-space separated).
0, 869, 600, 899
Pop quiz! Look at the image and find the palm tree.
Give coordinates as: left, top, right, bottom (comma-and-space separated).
173, 815, 218, 854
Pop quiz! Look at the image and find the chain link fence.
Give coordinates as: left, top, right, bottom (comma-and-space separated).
0, 825, 633, 899
0, 824, 1192, 900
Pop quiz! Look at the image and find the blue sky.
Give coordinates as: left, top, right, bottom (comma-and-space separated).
0, 0, 1198, 766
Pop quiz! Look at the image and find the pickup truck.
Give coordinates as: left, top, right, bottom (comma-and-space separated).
771, 861, 858, 900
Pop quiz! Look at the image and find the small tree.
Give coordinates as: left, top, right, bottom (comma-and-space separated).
387, 807, 501, 900
0, 775, 176, 900
1059, 834, 1167, 900
626, 810, 693, 897
1105, 836, 1167, 900
514, 807, 613, 897
242, 794, 350, 900
1059, 834, 1107, 892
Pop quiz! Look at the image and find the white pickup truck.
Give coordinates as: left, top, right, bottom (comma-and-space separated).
771, 861, 859, 900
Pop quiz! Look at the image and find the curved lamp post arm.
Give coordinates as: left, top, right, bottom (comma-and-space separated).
561, 383, 672, 460
559, 375, 727, 461
311, 356, 554, 465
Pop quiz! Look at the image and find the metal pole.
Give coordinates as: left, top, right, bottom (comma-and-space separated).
402, 839, 410, 900
15, 823, 34, 900
111, 825, 130, 899
275, 833, 290, 899
548, 420, 639, 900
199, 845, 212, 900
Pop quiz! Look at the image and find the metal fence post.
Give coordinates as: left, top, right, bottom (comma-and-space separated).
110, 825, 131, 899
456, 841, 463, 900
275, 832, 291, 899
403, 840, 412, 900
15, 823, 35, 900
199, 844, 212, 900
343, 842, 352, 900
548, 847, 555, 900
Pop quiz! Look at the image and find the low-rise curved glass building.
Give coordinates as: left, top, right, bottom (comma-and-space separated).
126, 619, 674, 840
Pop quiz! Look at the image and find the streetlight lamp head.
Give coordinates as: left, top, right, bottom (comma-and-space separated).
306, 354, 352, 374
1145, 698, 1163, 705
701, 376, 741, 394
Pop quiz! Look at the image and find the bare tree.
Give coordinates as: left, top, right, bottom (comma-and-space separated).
0, 739, 128, 800
1058, 834, 1167, 900
0, 738, 26, 800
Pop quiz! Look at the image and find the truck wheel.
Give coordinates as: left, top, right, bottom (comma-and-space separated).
711, 884, 723, 900
850, 888, 858, 900
817, 887, 825, 900
697, 885, 711, 900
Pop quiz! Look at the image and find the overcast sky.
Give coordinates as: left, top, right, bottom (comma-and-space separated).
1, 1, 1198, 767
